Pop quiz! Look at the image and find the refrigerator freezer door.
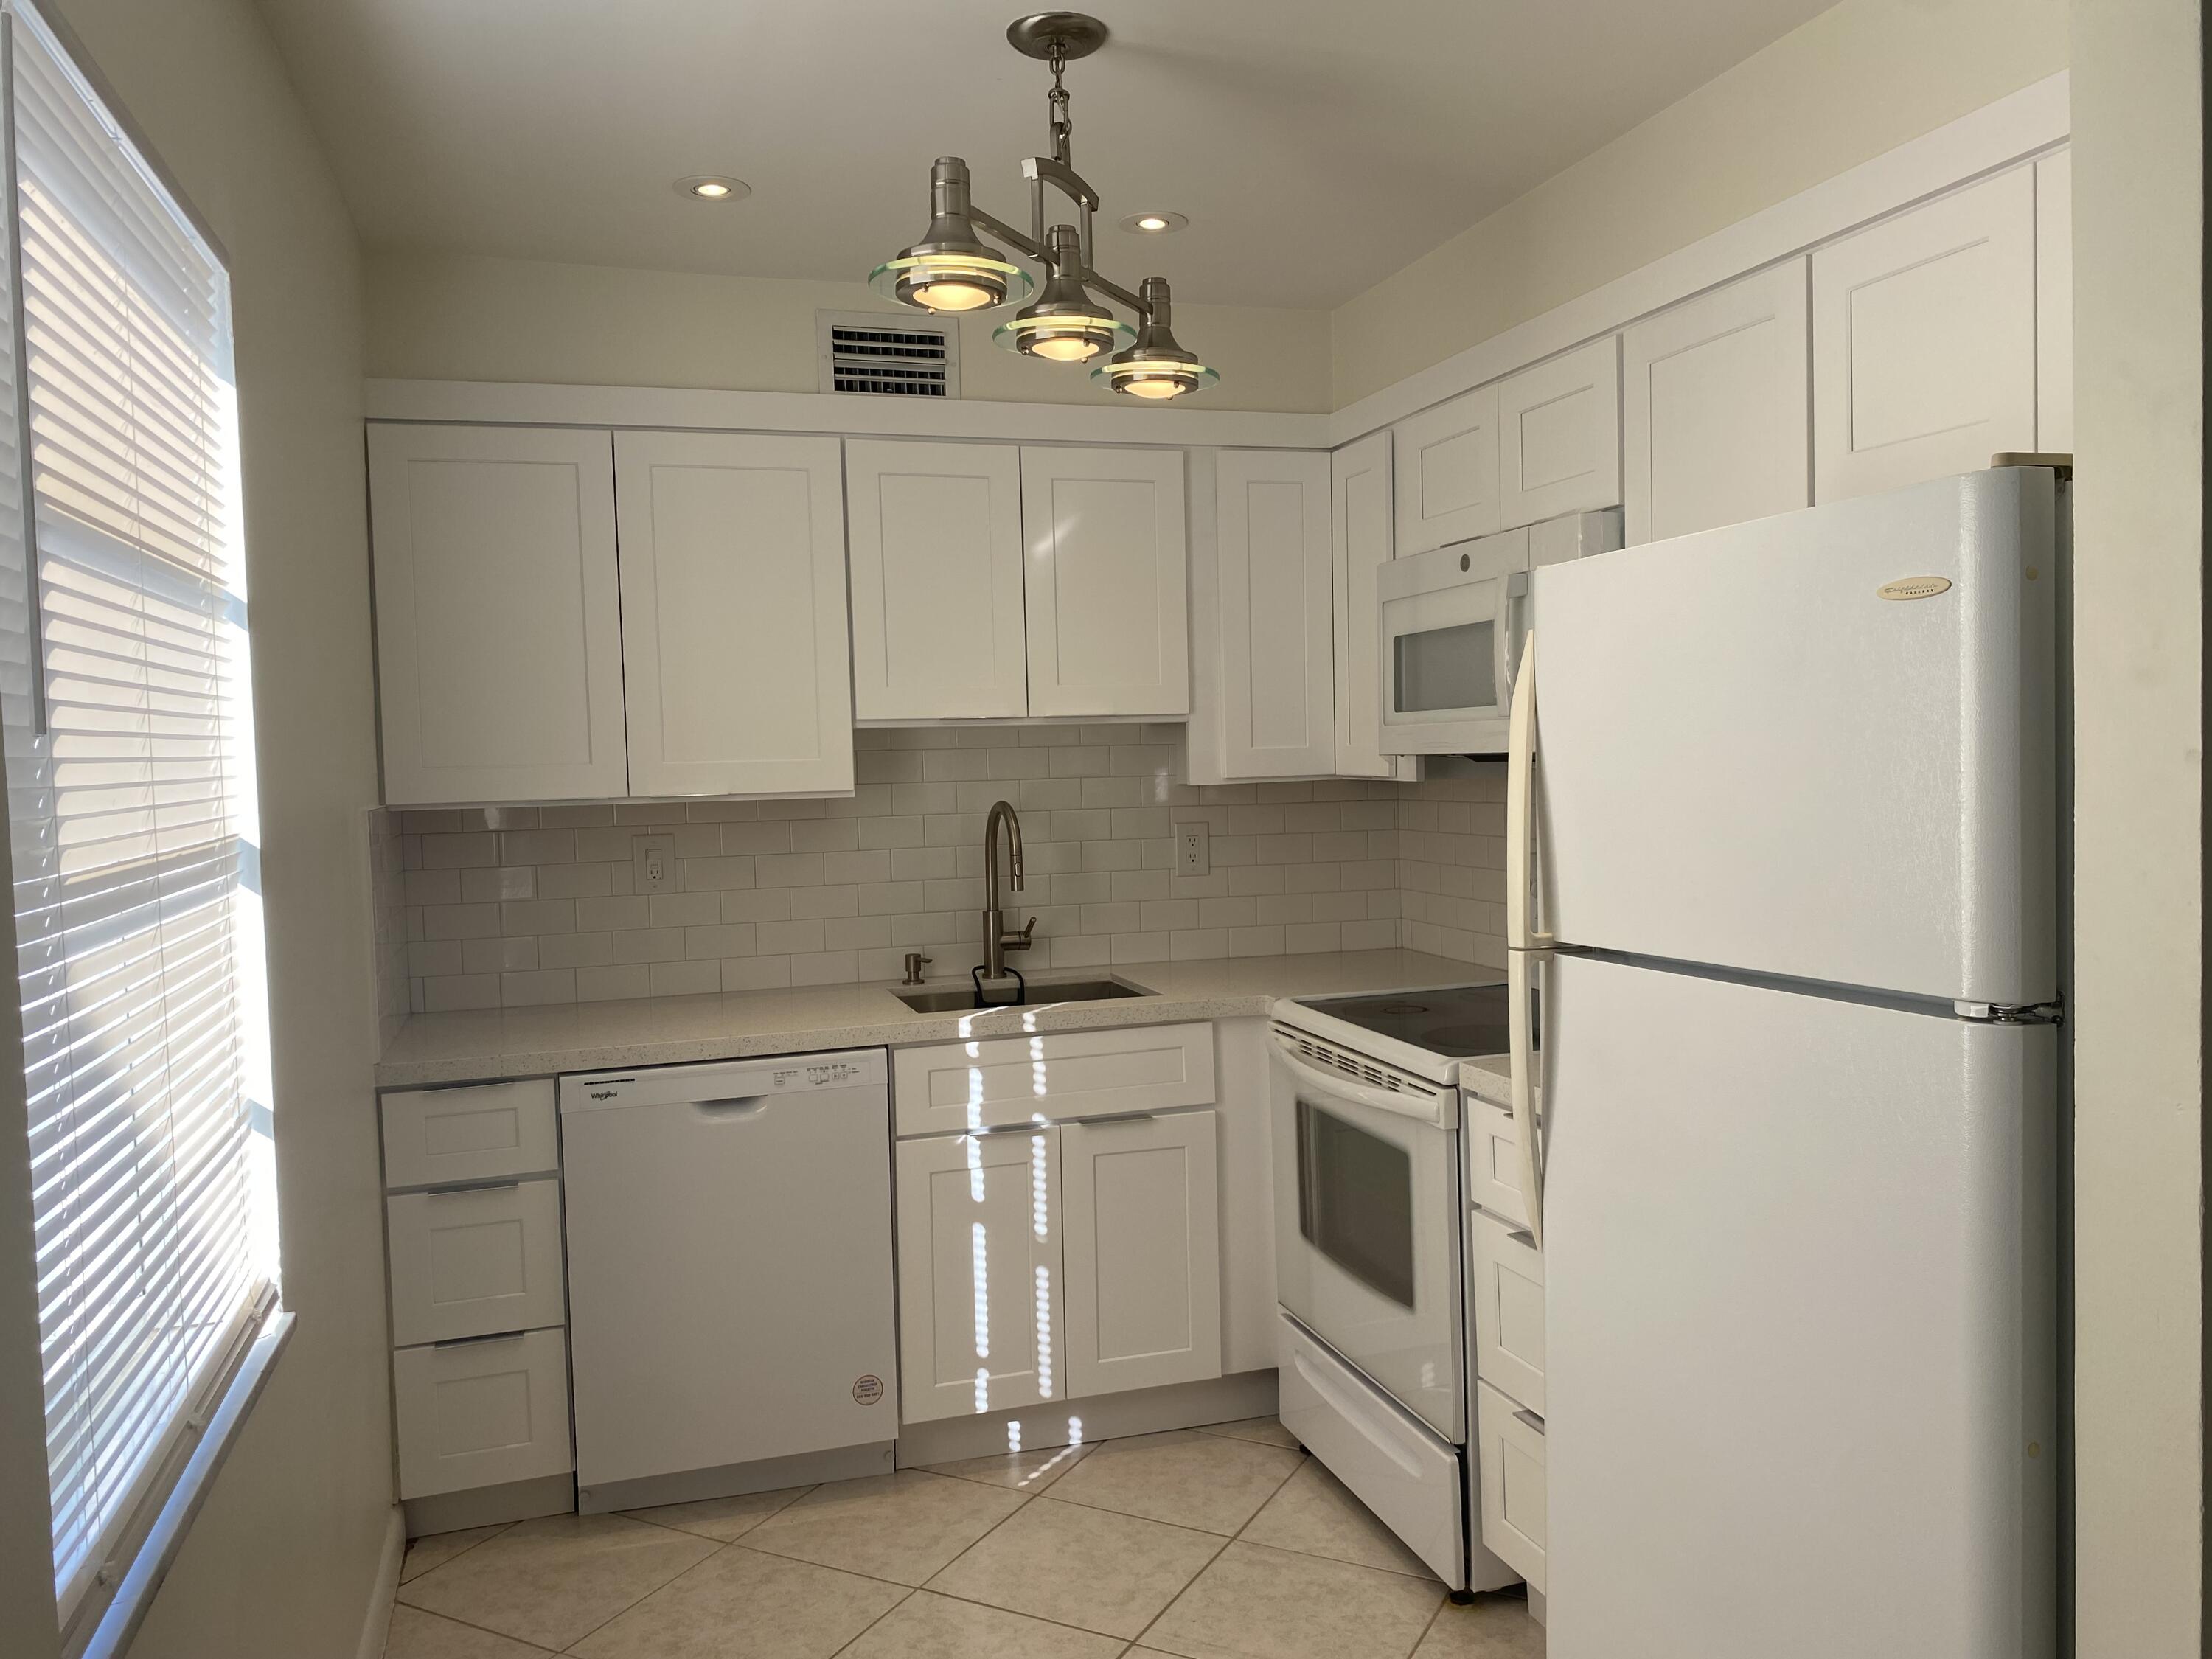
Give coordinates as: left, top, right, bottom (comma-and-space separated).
1529, 467, 2056, 1005
1543, 953, 2056, 1659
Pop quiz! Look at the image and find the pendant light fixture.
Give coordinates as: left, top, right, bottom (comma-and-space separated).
869, 13, 1218, 400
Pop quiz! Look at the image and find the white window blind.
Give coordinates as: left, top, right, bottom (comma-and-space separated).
0, 0, 272, 1618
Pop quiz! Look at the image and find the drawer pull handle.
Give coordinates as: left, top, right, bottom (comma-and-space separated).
1505, 1228, 1536, 1250
432, 1329, 528, 1349
1513, 1408, 1545, 1435
1293, 1351, 1422, 1478
425, 1178, 521, 1196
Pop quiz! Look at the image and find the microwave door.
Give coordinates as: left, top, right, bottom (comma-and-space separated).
1379, 546, 1521, 754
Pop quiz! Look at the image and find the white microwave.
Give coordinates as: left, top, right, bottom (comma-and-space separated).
1377, 508, 1621, 755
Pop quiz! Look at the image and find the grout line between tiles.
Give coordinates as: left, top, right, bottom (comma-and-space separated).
552, 1535, 737, 1653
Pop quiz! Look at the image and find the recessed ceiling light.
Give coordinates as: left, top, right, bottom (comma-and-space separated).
1119, 210, 1187, 234
676, 175, 750, 201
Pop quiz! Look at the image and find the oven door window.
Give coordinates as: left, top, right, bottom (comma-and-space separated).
1394, 619, 1495, 714
1296, 1098, 1416, 1308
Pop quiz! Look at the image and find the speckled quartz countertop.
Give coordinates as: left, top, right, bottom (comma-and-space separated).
375, 947, 1497, 1088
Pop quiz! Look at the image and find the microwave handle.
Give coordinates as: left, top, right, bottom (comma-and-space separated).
1495, 571, 1529, 716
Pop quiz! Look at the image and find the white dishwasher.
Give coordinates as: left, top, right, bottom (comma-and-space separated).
559, 1048, 897, 1510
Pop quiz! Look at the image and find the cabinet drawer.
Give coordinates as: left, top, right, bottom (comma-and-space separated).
382, 1080, 557, 1189
394, 1328, 574, 1500
1474, 1378, 1546, 1592
387, 1178, 567, 1347
894, 1023, 1215, 1137
1466, 1095, 1528, 1230
1469, 1208, 1545, 1414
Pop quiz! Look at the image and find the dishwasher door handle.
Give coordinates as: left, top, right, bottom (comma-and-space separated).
692, 1095, 768, 1121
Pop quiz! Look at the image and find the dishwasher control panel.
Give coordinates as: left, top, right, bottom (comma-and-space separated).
560, 1046, 888, 1110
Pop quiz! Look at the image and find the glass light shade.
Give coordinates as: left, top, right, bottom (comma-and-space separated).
1090, 355, 1220, 400
993, 311, 1135, 363
869, 251, 1032, 313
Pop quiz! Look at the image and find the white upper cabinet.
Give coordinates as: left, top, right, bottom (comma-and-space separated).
614, 430, 852, 797
1060, 1110, 1222, 1399
1020, 446, 1189, 717
845, 439, 1029, 720
1497, 335, 1622, 530
2035, 149, 2073, 453
1210, 449, 1335, 778
368, 423, 627, 805
1330, 431, 1413, 780
1393, 383, 1500, 554
1623, 260, 1811, 545
1812, 167, 2037, 501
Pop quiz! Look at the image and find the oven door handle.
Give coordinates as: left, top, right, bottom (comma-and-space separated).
1270, 1035, 1447, 1127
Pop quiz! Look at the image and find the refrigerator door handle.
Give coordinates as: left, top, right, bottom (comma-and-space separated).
1507, 944, 1545, 1248
1506, 633, 1549, 951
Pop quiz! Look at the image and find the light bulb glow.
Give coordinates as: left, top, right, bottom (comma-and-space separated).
691, 181, 731, 198
1136, 215, 1167, 230
1030, 333, 1101, 361
1123, 376, 1186, 398
871, 251, 1029, 313
914, 279, 994, 311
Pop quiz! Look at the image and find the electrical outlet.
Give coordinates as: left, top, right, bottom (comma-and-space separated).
1174, 821, 1210, 877
633, 834, 677, 894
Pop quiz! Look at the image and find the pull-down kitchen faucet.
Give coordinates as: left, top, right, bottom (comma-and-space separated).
981, 799, 1035, 979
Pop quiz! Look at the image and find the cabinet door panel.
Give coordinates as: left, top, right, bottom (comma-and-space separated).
616, 431, 852, 796
369, 424, 625, 804
846, 439, 1028, 719
1217, 449, 1334, 777
1021, 447, 1189, 717
1812, 167, 2037, 501
1393, 385, 1500, 554
1330, 432, 1413, 780
1062, 1110, 1221, 1399
1624, 262, 1810, 545
1498, 336, 1622, 529
896, 1130, 1064, 1422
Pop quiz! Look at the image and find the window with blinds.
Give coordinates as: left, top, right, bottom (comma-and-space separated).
0, 0, 273, 1619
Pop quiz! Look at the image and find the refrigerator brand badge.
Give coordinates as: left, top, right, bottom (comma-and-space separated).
1877, 576, 1952, 602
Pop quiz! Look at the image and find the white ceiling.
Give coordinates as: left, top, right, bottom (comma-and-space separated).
254, 0, 1836, 311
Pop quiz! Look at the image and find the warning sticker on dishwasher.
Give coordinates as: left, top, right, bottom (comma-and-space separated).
852, 1374, 885, 1407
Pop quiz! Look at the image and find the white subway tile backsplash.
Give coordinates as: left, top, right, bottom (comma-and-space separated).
374, 729, 1439, 1016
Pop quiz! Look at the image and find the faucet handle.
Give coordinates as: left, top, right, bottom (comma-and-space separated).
1006, 917, 1037, 951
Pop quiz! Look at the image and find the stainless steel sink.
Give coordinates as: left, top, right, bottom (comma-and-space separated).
894, 976, 1152, 1013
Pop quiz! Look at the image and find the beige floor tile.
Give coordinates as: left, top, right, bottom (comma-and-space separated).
923, 1439, 1095, 1493
621, 1483, 814, 1542
568, 1542, 908, 1658
1413, 1590, 1545, 1656
741, 1470, 1026, 1586
839, 1590, 1128, 1658
1048, 1429, 1303, 1534
382, 1604, 553, 1658
1196, 1416, 1301, 1450
396, 1513, 717, 1651
925, 1494, 1225, 1640
400, 1525, 509, 1585
1239, 1460, 1437, 1579
1142, 1540, 1444, 1659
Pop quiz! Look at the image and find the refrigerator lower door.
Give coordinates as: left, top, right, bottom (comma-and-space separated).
1543, 954, 2055, 1659
1528, 467, 2056, 1006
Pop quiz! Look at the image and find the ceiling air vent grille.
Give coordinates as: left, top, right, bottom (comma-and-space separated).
818, 310, 961, 399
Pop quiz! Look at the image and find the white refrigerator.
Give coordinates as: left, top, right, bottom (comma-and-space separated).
1509, 467, 2059, 1658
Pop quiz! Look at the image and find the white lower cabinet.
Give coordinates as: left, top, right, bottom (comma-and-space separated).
386, 1178, 567, 1348
1061, 1111, 1222, 1397
892, 1022, 1217, 1138
1468, 1208, 1546, 1416
897, 1128, 1065, 1424
1465, 1093, 1528, 1231
1475, 1378, 1548, 1593
394, 1329, 574, 1500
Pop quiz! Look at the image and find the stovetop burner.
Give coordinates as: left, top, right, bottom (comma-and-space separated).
1295, 984, 1512, 1059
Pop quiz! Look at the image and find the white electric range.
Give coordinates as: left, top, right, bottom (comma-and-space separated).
1269, 984, 1521, 1597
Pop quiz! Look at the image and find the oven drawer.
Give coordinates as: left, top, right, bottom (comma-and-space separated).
386, 1178, 567, 1347
1474, 1378, 1547, 1591
1276, 1312, 1467, 1589
381, 1079, 558, 1189
1467, 1093, 1528, 1228
1469, 1207, 1546, 1414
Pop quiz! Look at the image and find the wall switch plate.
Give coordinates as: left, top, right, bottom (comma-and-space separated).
1174, 821, 1210, 877
633, 834, 677, 894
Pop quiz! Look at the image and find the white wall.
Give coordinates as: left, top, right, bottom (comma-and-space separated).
2068, 1, 2203, 1652
38, 4, 394, 1657
365, 250, 1335, 414
1329, 0, 2071, 403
